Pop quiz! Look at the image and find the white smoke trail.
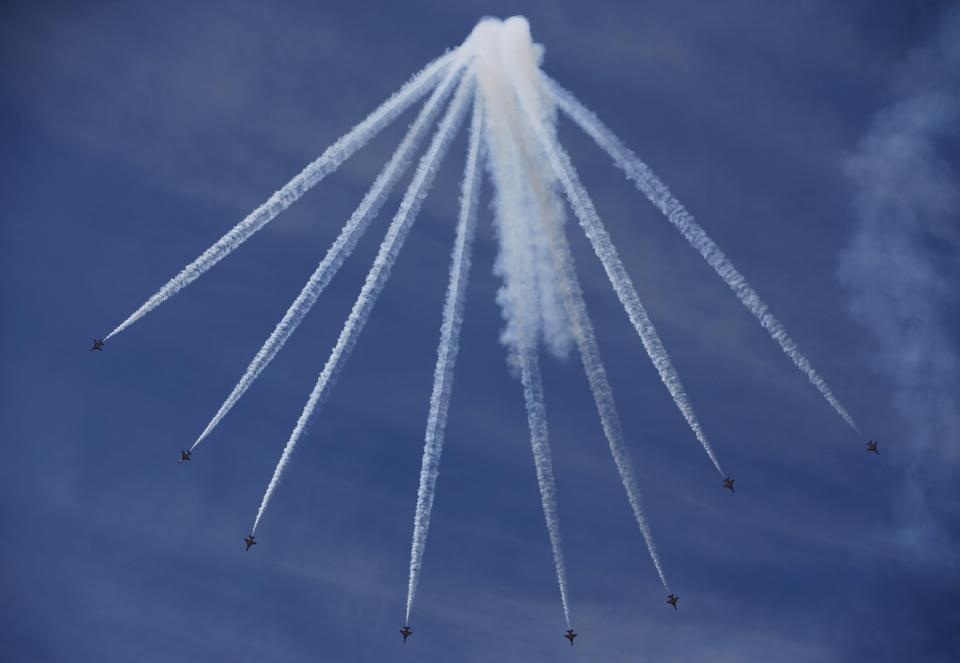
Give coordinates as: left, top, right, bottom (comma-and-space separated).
498, 19, 725, 476
404, 95, 484, 624
519, 348, 573, 628
104, 51, 456, 341
509, 66, 671, 589
546, 76, 860, 434
541, 195, 670, 591
190, 61, 468, 450
551, 230, 671, 592
468, 20, 575, 626
251, 72, 475, 534
543, 135, 724, 475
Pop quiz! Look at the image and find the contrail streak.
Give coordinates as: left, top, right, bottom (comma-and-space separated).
540, 129, 724, 475
553, 238, 670, 591
499, 24, 724, 475
546, 76, 860, 434
404, 95, 484, 625
516, 101, 671, 590
473, 22, 574, 625
519, 348, 573, 628
190, 61, 468, 450
252, 72, 475, 534
104, 51, 457, 341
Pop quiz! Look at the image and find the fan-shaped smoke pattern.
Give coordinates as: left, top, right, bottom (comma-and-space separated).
103, 16, 866, 628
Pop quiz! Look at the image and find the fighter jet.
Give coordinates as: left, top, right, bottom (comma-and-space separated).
564, 629, 577, 646
400, 625, 412, 643
723, 477, 735, 493
866, 440, 879, 455
666, 593, 679, 610
177, 450, 192, 464
244, 535, 256, 552
90, 339, 105, 352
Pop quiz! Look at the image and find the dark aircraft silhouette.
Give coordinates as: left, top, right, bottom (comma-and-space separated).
178, 450, 192, 464
564, 629, 577, 646
666, 593, 679, 610
400, 625, 412, 643
244, 535, 256, 552
723, 477, 735, 493
866, 440, 879, 454
90, 339, 104, 352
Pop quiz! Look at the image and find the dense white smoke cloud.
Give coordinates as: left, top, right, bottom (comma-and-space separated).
475, 18, 573, 370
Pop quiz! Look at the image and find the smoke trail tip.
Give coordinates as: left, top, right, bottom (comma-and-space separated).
848, 418, 861, 435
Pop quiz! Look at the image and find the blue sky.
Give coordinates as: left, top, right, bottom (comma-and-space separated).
2, 1, 958, 661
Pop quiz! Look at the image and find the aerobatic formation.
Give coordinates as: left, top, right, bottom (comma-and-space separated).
95, 17, 872, 645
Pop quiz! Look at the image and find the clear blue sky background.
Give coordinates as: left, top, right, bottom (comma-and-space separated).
2, 1, 958, 661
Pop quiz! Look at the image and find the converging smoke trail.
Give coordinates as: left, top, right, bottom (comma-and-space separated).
552, 237, 670, 591
540, 130, 724, 475
104, 51, 457, 341
524, 129, 671, 591
252, 72, 475, 534
191, 60, 468, 450
471, 21, 573, 626
546, 77, 860, 434
519, 348, 573, 628
498, 21, 725, 475
404, 95, 484, 625
493, 36, 669, 587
